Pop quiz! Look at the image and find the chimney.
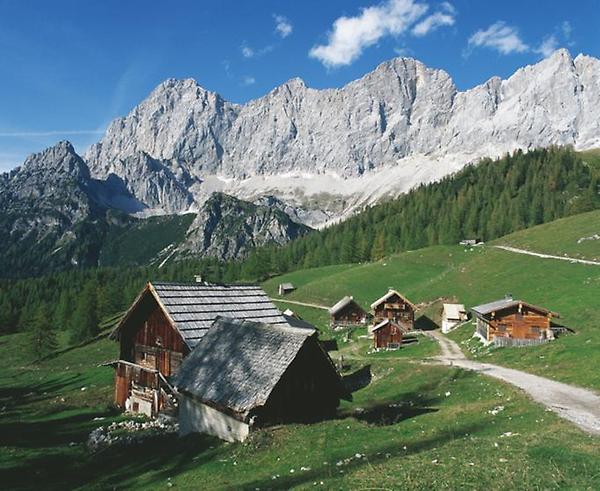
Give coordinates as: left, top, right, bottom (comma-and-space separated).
194, 274, 203, 284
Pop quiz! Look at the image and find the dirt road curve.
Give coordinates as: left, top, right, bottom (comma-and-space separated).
494, 245, 600, 266
271, 299, 329, 310
428, 331, 600, 435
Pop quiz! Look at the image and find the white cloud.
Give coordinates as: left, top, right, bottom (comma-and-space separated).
412, 2, 455, 37
241, 43, 273, 59
561, 21, 572, 41
393, 46, 412, 57
241, 45, 255, 58
274, 14, 293, 38
309, 0, 431, 68
534, 35, 558, 58
468, 21, 529, 55
242, 76, 256, 86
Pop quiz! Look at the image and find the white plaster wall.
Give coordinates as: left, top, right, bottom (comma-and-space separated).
178, 396, 250, 442
442, 319, 457, 334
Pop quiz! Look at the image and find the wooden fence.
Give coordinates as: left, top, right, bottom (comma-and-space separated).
493, 337, 549, 348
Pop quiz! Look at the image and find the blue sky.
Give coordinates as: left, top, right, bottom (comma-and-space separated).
1, 0, 599, 171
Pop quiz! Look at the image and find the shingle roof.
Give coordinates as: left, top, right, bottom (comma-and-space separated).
172, 317, 316, 418
371, 318, 410, 333
283, 314, 317, 331
114, 282, 288, 348
329, 296, 356, 315
471, 298, 551, 317
370, 289, 416, 310
443, 303, 466, 320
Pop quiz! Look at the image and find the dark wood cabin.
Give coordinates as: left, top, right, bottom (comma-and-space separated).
471, 297, 557, 346
329, 296, 368, 328
370, 289, 416, 331
173, 317, 350, 442
372, 319, 405, 349
109, 282, 288, 417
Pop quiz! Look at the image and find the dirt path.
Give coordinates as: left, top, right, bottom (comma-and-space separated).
271, 298, 329, 310
494, 245, 600, 266
427, 331, 600, 435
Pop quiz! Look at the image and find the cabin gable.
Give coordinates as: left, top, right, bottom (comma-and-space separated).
372, 292, 415, 327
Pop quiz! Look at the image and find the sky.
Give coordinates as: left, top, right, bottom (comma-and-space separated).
1, 0, 599, 172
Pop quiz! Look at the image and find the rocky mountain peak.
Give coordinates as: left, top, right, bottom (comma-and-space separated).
18, 140, 90, 181
80, 48, 600, 225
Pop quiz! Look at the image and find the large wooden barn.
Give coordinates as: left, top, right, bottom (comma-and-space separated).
108, 282, 288, 416
173, 317, 350, 442
471, 296, 558, 346
370, 289, 416, 331
329, 296, 368, 328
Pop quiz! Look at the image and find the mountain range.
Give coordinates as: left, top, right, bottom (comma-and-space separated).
1, 48, 600, 277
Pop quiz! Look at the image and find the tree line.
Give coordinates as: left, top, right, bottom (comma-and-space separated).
1, 147, 598, 356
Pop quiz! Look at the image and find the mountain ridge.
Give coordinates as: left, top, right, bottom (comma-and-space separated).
83, 49, 600, 225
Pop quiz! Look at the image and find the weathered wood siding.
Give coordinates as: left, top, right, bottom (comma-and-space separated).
115, 295, 189, 414
331, 302, 366, 326
373, 293, 414, 328
256, 337, 342, 424
487, 305, 551, 341
374, 323, 403, 348
132, 305, 188, 377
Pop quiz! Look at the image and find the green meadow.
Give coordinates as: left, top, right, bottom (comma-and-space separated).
1, 211, 600, 489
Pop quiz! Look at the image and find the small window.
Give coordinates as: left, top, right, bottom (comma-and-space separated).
497, 324, 507, 332
155, 336, 163, 347
531, 326, 541, 334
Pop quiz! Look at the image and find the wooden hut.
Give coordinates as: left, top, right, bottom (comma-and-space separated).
108, 282, 288, 417
278, 282, 295, 295
329, 296, 368, 328
372, 319, 405, 349
173, 317, 350, 442
471, 296, 558, 346
370, 289, 416, 331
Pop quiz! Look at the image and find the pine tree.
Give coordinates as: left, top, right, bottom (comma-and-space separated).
70, 282, 99, 344
29, 303, 58, 360
53, 290, 71, 331
371, 232, 386, 261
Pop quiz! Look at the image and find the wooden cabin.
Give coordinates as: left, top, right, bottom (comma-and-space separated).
471, 296, 557, 346
278, 282, 295, 295
173, 317, 350, 442
108, 282, 288, 417
370, 289, 416, 331
372, 319, 405, 349
442, 303, 468, 333
329, 296, 368, 328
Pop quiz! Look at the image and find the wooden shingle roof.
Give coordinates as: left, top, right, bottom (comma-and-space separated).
114, 282, 288, 348
370, 289, 416, 310
471, 298, 556, 319
172, 317, 318, 419
329, 296, 361, 316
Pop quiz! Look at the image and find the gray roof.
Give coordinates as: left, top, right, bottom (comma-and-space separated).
329, 296, 361, 315
471, 298, 550, 317
172, 317, 315, 418
283, 314, 317, 331
279, 282, 295, 290
137, 282, 288, 348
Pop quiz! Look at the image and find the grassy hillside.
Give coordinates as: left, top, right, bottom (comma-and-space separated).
2, 325, 600, 489
494, 209, 600, 261
264, 215, 600, 389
